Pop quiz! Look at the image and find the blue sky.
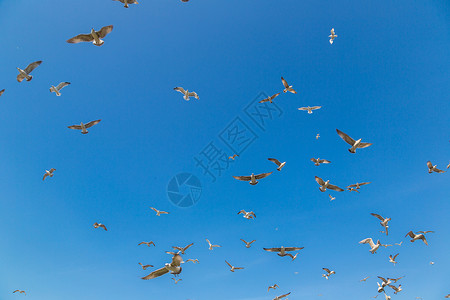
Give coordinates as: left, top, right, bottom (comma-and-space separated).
0, 0, 449, 299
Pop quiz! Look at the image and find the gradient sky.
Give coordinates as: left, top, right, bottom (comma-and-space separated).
0, 0, 449, 299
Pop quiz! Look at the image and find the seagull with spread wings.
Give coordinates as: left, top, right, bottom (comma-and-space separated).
273, 292, 291, 300
259, 93, 280, 103
225, 260, 244, 272
186, 259, 199, 264
328, 194, 336, 201
150, 207, 169, 216
13, 290, 26, 295
329, 28, 338, 44
113, 0, 138, 8
427, 161, 446, 173
43, 168, 56, 181
387, 276, 404, 283
405, 230, 434, 245
17, 61, 42, 82
268, 284, 279, 291
298, 106, 321, 114
360, 276, 370, 282
268, 158, 286, 171
371, 213, 391, 236
68, 119, 101, 134
228, 154, 239, 160
359, 238, 382, 254
315, 176, 344, 192
67, 25, 114, 46
348, 182, 371, 190
263, 246, 304, 260
389, 254, 399, 265
322, 268, 336, 280
138, 263, 154, 270
93, 222, 107, 231
141, 253, 183, 280
174, 87, 199, 101
233, 172, 272, 185
240, 239, 256, 248
0, 89, 4, 97
336, 129, 372, 153
138, 241, 155, 247
206, 239, 221, 250
388, 284, 402, 294
172, 243, 194, 254
281, 77, 297, 94
311, 158, 331, 166
50, 82, 70, 96
171, 278, 182, 284
238, 210, 256, 219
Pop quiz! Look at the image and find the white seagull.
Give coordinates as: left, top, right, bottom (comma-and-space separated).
311, 158, 331, 166
405, 230, 434, 245
329, 28, 338, 44
322, 268, 335, 280
43, 168, 56, 181
113, 0, 139, 8
225, 260, 244, 272
206, 239, 221, 250
141, 253, 183, 280
67, 25, 114, 46
281, 77, 297, 94
259, 93, 280, 103
268, 158, 286, 171
67, 119, 101, 134
389, 253, 399, 265
50, 82, 70, 96
370, 213, 391, 236
273, 292, 291, 300
336, 129, 372, 153
315, 176, 344, 192
388, 284, 402, 294
93, 222, 107, 231
240, 239, 256, 248
328, 194, 336, 201
238, 210, 256, 219
359, 238, 382, 254
233, 172, 273, 185
172, 243, 194, 254
298, 106, 321, 114
150, 207, 169, 216
174, 87, 199, 101
17, 61, 42, 82
427, 161, 446, 173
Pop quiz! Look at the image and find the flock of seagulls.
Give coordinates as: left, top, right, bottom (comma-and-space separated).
3, 1, 446, 299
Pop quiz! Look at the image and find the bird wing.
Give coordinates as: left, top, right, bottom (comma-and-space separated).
298, 107, 308, 110
43, 173, 48, 180
268, 158, 282, 166
279, 292, 291, 299
249, 240, 256, 244
378, 276, 388, 283
359, 238, 375, 247
371, 213, 384, 221
331, 28, 335, 35
174, 87, 186, 94
284, 247, 304, 251
183, 243, 194, 251
97, 25, 114, 38
310, 158, 318, 163
240, 239, 247, 244
328, 184, 344, 191
84, 119, 101, 128
233, 175, 252, 181
315, 176, 325, 185
281, 77, 289, 89
67, 34, 94, 43
263, 247, 281, 252
188, 92, 199, 99
359, 182, 371, 186
320, 159, 331, 163
0, 89, 4, 96
49, 168, 56, 173
417, 231, 434, 234
56, 82, 71, 90
225, 260, 232, 268
336, 129, 356, 146
426, 161, 433, 169
100, 224, 107, 231
259, 97, 270, 103
270, 93, 280, 100
237, 210, 246, 215
141, 267, 169, 280
405, 231, 415, 238
255, 172, 273, 179
310, 106, 322, 110
68, 125, 82, 130
357, 142, 372, 149
323, 268, 331, 273
171, 254, 183, 266
393, 253, 399, 260
24, 61, 42, 74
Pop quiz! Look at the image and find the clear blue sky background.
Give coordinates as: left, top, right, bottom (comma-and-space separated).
0, 0, 449, 299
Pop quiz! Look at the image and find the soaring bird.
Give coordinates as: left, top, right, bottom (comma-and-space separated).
67, 25, 114, 46
186, 259, 199, 264
171, 278, 182, 284
389, 254, 399, 265
311, 158, 331, 166
395, 241, 403, 246
13, 290, 26, 295
268, 158, 286, 171
329, 28, 338, 44
388, 284, 402, 294
268, 284, 279, 291
225, 260, 244, 272
328, 194, 336, 201
206, 239, 221, 250
263, 246, 304, 260
174, 87, 199, 101
370, 213, 391, 236
426, 161, 445, 173
142, 253, 183, 280
138, 263, 154, 270
405, 231, 434, 245
43, 168, 56, 181
359, 238, 382, 254
0, 89, 4, 96
281, 77, 297, 94
387, 276, 404, 283
322, 268, 335, 280
378, 276, 391, 289
233, 172, 273, 185
238, 210, 256, 219
240, 239, 256, 248
273, 292, 291, 300
138, 241, 155, 247
360, 276, 370, 282
17, 61, 42, 82
259, 93, 280, 103
228, 154, 239, 160
93, 222, 107, 231
336, 129, 372, 153
68, 119, 101, 134
113, 0, 139, 8
347, 182, 371, 190
315, 176, 344, 192
298, 106, 321, 114
150, 207, 169, 216
172, 243, 194, 254
50, 82, 70, 96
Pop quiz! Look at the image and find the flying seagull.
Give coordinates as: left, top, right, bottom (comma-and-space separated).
93, 222, 107, 231
259, 93, 280, 103
150, 207, 169, 216
371, 213, 391, 236
322, 268, 336, 280
316, 134, 320, 139
174, 87, 199, 101
298, 106, 321, 114
348, 187, 360, 193
138, 241, 155, 247
225, 260, 244, 272
138, 263, 154, 270
311, 158, 331, 166
43, 168, 56, 181
17, 61, 42, 82
387, 276, 404, 283
68, 119, 101, 134
238, 210, 256, 219
388, 284, 402, 294
228, 154, 239, 160
240, 239, 256, 248
233, 172, 273, 185
0, 89, 4, 97
378, 277, 392, 290
273, 292, 291, 300
50, 82, 70, 96
426, 161, 445, 173
329, 28, 338, 44
348, 182, 371, 190
171, 278, 182, 284
263, 246, 304, 260
172, 243, 194, 254
113, 0, 138, 8
360, 276, 370, 282
206, 239, 221, 250
13, 290, 26, 295
315, 176, 344, 192
141, 253, 183, 280
389, 254, 399, 265
268, 284, 279, 291
336, 129, 372, 153
405, 231, 434, 245
281, 77, 297, 94
268, 158, 286, 171
67, 25, 114, 46
359, 238, 382, 254
395, 241, 402, 246
328, 194, 336, 201
186, 259, 199, 263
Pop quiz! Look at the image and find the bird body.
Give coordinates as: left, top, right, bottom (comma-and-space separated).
371, 213, 391, 236
240, 239, 256, 248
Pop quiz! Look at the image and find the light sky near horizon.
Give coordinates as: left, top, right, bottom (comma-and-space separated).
0, 0, 449, 299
